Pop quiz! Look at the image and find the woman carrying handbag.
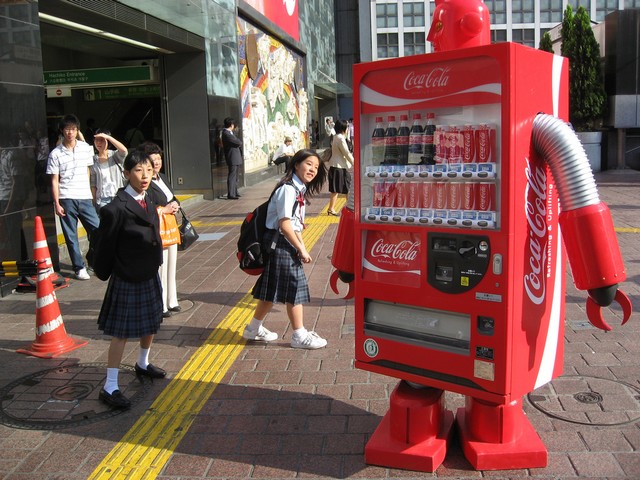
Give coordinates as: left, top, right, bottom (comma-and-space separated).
139, 141, 181, 318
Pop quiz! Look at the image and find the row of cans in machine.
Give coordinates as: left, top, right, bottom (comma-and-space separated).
433, 123, 497, 164
364, 207, 497, 229
371, 179, 496, 211
365, 161, 497, 179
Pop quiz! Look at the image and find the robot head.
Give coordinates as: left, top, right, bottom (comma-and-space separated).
427, 0, 491, 52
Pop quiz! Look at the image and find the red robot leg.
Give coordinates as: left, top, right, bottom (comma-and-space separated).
457, 396, 547, 470
365, 381, 454, 472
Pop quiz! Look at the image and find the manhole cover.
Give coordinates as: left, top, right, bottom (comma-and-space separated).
0, 363, 153, 430
527, 375, 640, 426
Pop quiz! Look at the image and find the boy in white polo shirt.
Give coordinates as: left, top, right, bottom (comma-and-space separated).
46, 114, 100, 280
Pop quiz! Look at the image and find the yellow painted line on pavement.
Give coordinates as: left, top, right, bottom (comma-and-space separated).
616, 227, 640, 233
88, 198, 343, 480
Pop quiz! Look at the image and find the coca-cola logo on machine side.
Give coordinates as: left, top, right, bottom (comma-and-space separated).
523, 157, 552, 306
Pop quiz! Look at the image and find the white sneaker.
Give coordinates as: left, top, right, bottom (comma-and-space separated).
291, 331, 327, 349
75, 268, 90, 280
242, 325, 278, 342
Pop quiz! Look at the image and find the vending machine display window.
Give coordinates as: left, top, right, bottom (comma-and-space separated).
358, 58, 502, 230
364, 300, 471, 355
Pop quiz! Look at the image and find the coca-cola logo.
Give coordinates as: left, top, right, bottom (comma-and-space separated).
477, 130, 489, 160
523, 157, 548, 305
403, 67, 450, 92
370, 239, 419, 262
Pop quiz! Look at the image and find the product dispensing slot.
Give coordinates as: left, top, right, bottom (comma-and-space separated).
364, 299, 471, 354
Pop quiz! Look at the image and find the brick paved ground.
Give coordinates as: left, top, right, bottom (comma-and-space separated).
0, 168, 638, 479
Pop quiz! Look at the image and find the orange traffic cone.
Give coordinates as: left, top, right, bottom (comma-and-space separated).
16, 216, 88, 358
30, 216, 68, 290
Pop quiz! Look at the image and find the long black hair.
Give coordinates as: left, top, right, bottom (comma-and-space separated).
279, 148, 327, 199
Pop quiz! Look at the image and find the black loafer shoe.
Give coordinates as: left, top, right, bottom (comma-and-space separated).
99, 388, 131, 409
162, 310, 172, 318
135, 363, 167, 379
169, 305, 181, 312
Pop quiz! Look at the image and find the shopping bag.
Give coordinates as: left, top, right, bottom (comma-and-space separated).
159, 210, 181, 247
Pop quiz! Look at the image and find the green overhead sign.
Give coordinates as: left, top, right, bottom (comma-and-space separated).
43, 66, 152, 86
84, 85, 160, 101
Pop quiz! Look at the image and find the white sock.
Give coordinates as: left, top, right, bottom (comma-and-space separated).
293, 327, 307, 339
138, 347, 150, 369
104, 368, 119, 394
248, 318, 263, 331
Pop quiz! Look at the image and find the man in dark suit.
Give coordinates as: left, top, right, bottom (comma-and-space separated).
221, 117, 243, 199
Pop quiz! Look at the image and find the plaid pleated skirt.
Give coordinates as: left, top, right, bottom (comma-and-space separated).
97, 273, 163, 338
252, 232, 310, 305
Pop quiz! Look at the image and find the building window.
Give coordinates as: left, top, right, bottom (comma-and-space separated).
540, 0, 563, 23
491, 29, 507, 43
568, 0, 590, 9
512, 28, 535, 47
376, 3, 398, 28
377, 33, 399, 58
484, 0, 507, 24
403, 2, 425, 27
512, 0, 535, 23
595, 0, 619, 21
627, 0, 640, 7
404, 32, 426, 56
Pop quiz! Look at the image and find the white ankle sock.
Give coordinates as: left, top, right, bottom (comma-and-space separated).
248, 318, 263, 331
138, 347, 150, 369
104, 368, 119, 394
293, 327, 307, 339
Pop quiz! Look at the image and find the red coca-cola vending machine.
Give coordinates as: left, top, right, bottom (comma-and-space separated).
352, 42, 567, 471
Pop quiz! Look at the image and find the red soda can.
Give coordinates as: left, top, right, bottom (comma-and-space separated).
434, 182, 448, 209
461, 125, 476, 163
434, 126, 449, 164
462, 182, 476, 210
395, 181, 407, 207
382, 181, 396, 207
373, 181, 385, 207
475, 124, 494, 163
476, 182, 495, 211
447, 182, 462, 210
406, 182, 420, 208
420, 182, 433, 208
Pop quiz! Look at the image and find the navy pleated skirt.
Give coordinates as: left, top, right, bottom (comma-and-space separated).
97, 273, 163, 338
252, 232, 310, 305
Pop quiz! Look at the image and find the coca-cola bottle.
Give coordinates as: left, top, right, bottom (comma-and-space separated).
371, 116, 385, 165
422, 112, 436, 164
397, 114, 410, 165
408, 113, 424, 164
383, 115, 398, 164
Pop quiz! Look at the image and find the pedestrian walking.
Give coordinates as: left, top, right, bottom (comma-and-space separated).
92, 149, 166, 409
327, 119, 354, 216
243, 149, 329, 349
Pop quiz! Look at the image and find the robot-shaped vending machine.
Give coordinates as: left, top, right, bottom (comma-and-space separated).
329, 0, 632, 472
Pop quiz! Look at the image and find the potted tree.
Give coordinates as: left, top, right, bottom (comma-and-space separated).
560, 5, 606, 171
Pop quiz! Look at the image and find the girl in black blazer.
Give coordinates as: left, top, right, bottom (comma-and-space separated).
93, 149, 166, 409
